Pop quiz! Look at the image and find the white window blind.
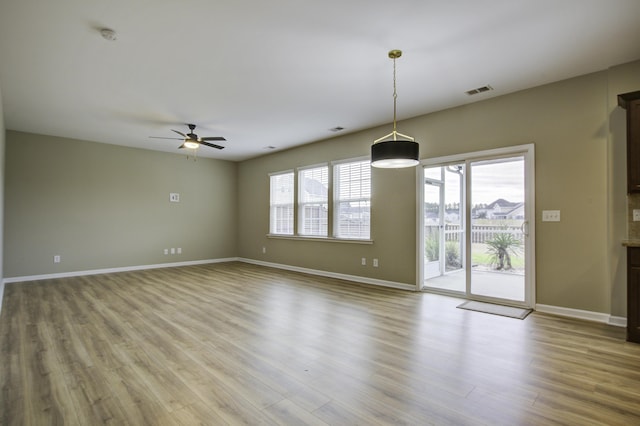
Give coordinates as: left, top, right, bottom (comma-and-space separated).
298, 166, 328, 236
269, 172, 294, 235
334, 160, 371, 239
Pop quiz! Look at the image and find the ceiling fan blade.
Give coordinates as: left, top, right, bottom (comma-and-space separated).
149, 136, 184, 140
200, 141, 225, 149
200, 136, 226, 141
172, 129, 188, 138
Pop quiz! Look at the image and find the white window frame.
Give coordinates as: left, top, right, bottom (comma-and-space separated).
269, 170, 295, 235
268, 157, 372, 244
297, 164, 329, 237
333, 158, 371, 240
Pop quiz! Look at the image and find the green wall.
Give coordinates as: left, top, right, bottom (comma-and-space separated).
238, 131, 418, 285
238, 59, 640, 316
4, 132, 238, 277
3, 60, 640, 317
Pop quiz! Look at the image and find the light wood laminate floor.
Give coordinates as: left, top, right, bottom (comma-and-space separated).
1, 262, 640, 425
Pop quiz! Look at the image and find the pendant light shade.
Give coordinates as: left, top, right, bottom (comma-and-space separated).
371, 140, 419, 168
371, 50, 420, 169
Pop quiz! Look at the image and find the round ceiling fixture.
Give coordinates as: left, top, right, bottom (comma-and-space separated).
100, 28, 117, 41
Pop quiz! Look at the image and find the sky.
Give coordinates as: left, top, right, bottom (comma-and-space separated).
471, 158, 524, 205
425, 157, 524, 206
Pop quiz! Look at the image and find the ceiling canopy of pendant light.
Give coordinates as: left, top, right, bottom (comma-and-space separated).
371, 50, 420, 169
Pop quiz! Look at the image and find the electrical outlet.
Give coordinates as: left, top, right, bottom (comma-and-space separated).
53, 255, 61, 264
361, 257, 366, 266
177, 247, 182, 254
170, 248, 175, 254
373, 258, 379, 267
262, 246, 266, 254
164, 248, 169, 255
169, 193, 180, 202
634, 210, 640, 222
542, 210, 561, 222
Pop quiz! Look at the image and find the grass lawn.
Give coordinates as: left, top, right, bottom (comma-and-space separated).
471, 242, 525, 269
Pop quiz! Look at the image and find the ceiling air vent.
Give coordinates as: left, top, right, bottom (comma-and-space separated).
466, 85, 493, 96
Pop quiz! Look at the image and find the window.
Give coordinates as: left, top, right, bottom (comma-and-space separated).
269, 172, 294, 235
269, 158, 371, 241
334, 160, 371, 239
298, 165, 328, 236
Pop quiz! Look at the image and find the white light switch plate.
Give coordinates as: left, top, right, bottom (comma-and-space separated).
634, 209, 640, 222
169, 193, 180, 202
542, 210, 561, 222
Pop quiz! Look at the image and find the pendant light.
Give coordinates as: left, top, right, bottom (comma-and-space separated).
371, 50, 419, 168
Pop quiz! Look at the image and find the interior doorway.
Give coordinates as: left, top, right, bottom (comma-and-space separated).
418, 145, 535, 308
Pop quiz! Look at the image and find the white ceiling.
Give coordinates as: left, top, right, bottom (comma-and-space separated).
1, 0, 640, 161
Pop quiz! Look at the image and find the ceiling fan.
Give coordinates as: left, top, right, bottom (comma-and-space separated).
150, 124, 226, 150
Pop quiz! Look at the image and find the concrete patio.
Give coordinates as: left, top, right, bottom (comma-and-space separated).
424, 268, 525, 301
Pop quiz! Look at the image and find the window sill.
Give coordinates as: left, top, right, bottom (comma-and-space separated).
267, 234, 373, 245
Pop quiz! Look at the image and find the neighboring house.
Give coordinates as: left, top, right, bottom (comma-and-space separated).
501, 202, 525, 220
301, 176, 327, 201
473, 199, 524, 220
427, 201, 527, 223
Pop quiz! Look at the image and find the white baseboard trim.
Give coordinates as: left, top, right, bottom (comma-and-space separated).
609, 316, 628, 327
5, 260, 626, 328
2, 258, 240, 284
238, 258, 416, 291
535, 304, 627, 327
1, 257, 413, 293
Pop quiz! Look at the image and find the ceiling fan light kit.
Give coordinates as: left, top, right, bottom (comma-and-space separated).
183, 141, 199, 149
371, 49, 420, 169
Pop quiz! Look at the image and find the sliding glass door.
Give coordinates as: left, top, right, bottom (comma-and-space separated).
419, 145, 535, 308
469, 157, 527, 302
423, 164, 465, 293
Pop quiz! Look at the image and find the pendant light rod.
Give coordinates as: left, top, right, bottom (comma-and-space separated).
370, 49, 420, 168
391, 49, 400, 136
373, 50, 415, 143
